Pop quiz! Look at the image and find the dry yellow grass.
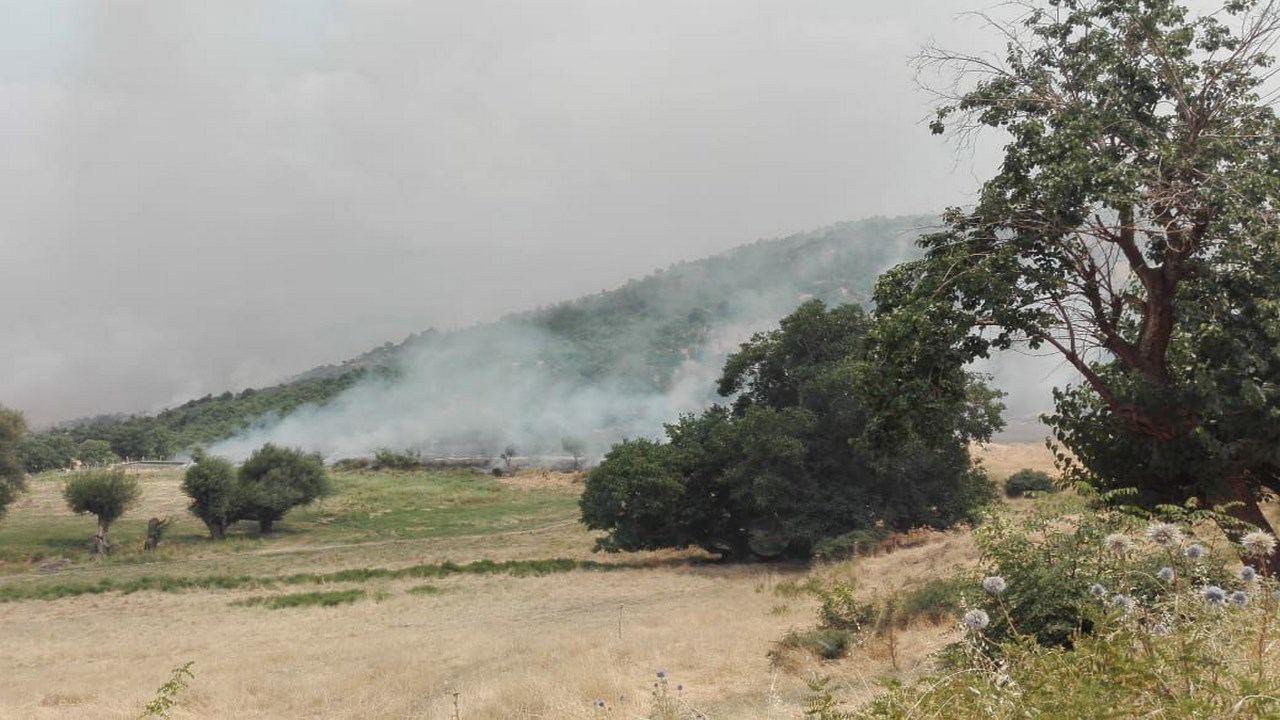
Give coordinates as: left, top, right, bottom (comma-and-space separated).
0, 444, 1046, 719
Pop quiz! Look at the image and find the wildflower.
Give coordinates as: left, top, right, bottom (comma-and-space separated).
1145, 522, 1182, 547
1239, 565, 1258, 583
1229, 590, 1249, 607
1089, 582, 1107, 598
962, 609, 990, 631
1201, 585, 1227, 607
1184, 544, 1207, 561
982, 576, 1008, 595
1109, 594, 1135, 614
1157, 566, 1175, 583
656, 670, 666, 679
1150, 622, 1171, 637
1105, 533, 1134, 554
1241, 530, 1278, 559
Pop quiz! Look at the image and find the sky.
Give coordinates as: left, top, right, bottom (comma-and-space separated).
0, 0, 1012, 427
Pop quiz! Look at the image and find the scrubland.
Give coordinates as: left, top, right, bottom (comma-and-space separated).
0, 444, 1050, 719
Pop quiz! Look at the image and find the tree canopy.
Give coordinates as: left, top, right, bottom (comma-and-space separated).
0, 406, 27, 521
898, 0, 1280, 555
581, 300, 1001, 559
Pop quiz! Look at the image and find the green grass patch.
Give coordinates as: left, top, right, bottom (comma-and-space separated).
406, 583, 443, 596
0, 557, 617, 603
231, 589, 366, 610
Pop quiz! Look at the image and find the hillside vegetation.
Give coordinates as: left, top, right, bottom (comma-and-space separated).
19, 217, 925, 468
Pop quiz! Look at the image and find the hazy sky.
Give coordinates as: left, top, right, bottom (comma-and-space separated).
1, 0, 1009, 426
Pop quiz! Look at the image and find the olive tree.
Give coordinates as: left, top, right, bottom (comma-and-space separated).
236, 444, 329, 535
181, 452, 239, 539
63, 469, 141, 555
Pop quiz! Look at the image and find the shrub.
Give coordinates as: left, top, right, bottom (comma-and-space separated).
63, 469, 141, 554
17, 431, 75, 473
331, 457, 370, 471
236, 444, 329, 535
76, 439, 119, 467
0, 407, 27, 521
777, 627, 855, 661
579, 439, 687, 552
371, 448, 423, 471
1003, 468, 1057, 498
181, 454, 239, 539
812, 527, 892, 561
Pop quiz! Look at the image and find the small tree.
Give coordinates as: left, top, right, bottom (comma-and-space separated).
500, 445, 518, 472
0, 406, 28, 522
76, 439, 119, 467
236, 444, 329, 535
63, 469, 141, 555
561, 437, 586, 471
181, 453, 239, 539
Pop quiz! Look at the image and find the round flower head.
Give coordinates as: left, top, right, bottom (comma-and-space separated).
1150, 622, 1171, 637
982, 576, 1008, 595
1229, 590, 1249, 607
1089, 582, 1108, 598
1145, 522, 1182, 547
1241, 530, 1278, 559
1109, 594, 1135, 614
1105, 533, 1134, 554
1157, 566, 1175, 583
1239, 565, 1258, 583
1184, 543, 1207, 561
1201, 585, 1227, 607
961, 609, 990, 631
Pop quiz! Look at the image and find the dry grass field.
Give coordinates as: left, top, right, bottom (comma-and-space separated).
0, 443, 1054, 719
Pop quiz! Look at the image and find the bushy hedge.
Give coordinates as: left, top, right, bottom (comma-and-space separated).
1003, 468, 1057, 497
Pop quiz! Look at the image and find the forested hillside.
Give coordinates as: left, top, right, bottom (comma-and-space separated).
20, 216, 927, 467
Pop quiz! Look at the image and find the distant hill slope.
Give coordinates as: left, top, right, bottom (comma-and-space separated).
25, 216, 930, 466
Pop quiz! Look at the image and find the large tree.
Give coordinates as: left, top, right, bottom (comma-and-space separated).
903, 0, 1280, 558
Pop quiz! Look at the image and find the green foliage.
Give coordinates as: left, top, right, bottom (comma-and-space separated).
231, 589, 365, 610
370, 448, 423, 471
778, 628, 856, 661
76, 439, 119, 466
17, 432, 76, 473
137, 661, 194, 719
898, 0, 1280, 529
0, 406, 27, 521
0, 557, 619, 603
970, 492, 1235, 648
236, 444, 329, 534
854, 534, 1280, 718
582, 300, 1000, 559
811, 527, 892, 562
62, 469, 141, 530
180, 454, 239, 539
1003, 468, 1057, 498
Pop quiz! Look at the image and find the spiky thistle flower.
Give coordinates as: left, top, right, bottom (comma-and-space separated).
1157, 566, 1175, 583
961, 609, 990, 631
1201, 585, 1227, 607
1104, 533, 1134, 554
1184, 543, 1207, 561
1229, 590, 1249, 607
1239, 565, 1258, 583
1150, 622, 1171, 637
982, 576, 1007, 595
1145, 522, 1182, 547
1089, 582, 1107, 598
1109, 594, 1135, 614
1241, 530, 1277, 559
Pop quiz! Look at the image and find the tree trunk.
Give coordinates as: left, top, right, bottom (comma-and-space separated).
259, 518, 275, 536
203, 519, 226, 540
90, 520, 111, 557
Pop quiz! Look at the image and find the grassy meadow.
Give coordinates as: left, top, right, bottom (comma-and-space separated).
0, 444, 1051, 719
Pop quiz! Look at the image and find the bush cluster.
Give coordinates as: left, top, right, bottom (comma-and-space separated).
182, 444, 329, 537
1002, 468, 1057, 498
581, 301, 1000, 559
